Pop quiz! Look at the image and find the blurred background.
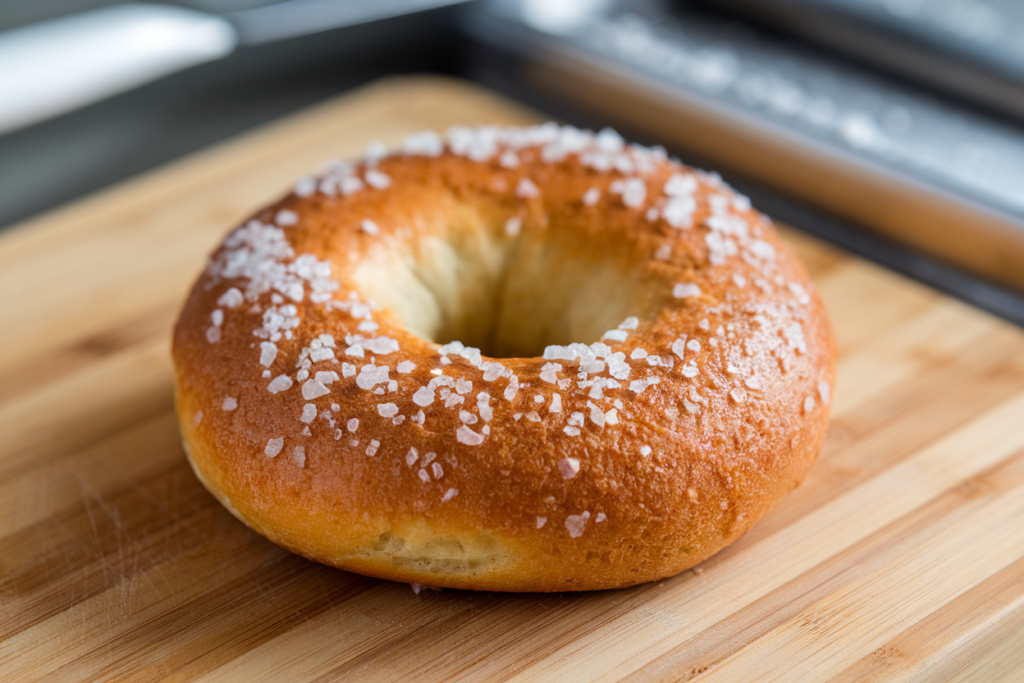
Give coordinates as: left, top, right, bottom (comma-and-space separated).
3, 0, 1024, 322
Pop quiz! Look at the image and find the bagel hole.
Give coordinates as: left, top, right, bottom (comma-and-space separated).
354, 215, 649, 358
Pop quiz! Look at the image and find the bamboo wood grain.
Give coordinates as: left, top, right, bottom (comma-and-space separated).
2, 76, 1024, 682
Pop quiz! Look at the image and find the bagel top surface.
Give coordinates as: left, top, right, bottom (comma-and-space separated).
172, 124, 837, 592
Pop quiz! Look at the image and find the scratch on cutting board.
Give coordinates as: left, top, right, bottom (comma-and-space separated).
73, 468, 138, 625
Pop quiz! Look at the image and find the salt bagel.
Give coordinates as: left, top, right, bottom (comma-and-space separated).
172, 124, 836, 592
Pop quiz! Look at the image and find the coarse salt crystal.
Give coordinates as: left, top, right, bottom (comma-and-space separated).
403, 130, 444, 156
540, 362, 561, 384
206, 327, 221, 343
218, 288, 244, 308
671, 337, 688, 362
504, 375, 520, 401
356, 364, 389, 390
413, 386, 434, 406
364, 169, 391, 189
397, 361, 416, 374
537, 517, 547, 529
788, 282, 811, 305
602, 329, 628, 342
558, 457, 580, 479
366, 439, 380, 456
640, 445, 652, 456
499, 149, 520, 168
259, 341, 278, 367
549, 393, 562, 413
292, 446, 305, 468
516, 178, 540, 198
620, 178, 646, 208
360, 219, 379, 235
441, 488, 458, 502
664, 173, 697, 196
294, 176, 316, 196
818, 380, 831, 405
268, 375, 293, 393
565, 511, 590, 538
265, 437, 284, 457
378, 403, 399, 418
505, 217, 522, 236
275, 209, 298, 226
582, 187, 601, 206
457, 426, 485, 445
302, 379, 330, 400
222, 397, 237, 411
629, 376, 661, 394
804, 396, 816, 413
664, 198, 695, 228
300, 403, 317, 423
673, 283, 701, 299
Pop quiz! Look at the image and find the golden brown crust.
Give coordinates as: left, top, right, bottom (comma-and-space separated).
172, 126, 837, 592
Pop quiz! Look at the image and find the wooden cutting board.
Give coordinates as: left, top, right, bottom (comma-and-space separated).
3, 76, 1024, 682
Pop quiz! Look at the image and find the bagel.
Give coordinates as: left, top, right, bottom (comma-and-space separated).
172, 124, 836, 592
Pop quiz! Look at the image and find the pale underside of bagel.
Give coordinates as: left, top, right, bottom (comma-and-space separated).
172, 128, 836, 592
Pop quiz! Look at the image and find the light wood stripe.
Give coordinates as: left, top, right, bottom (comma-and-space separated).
3, 77, 1024, 681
